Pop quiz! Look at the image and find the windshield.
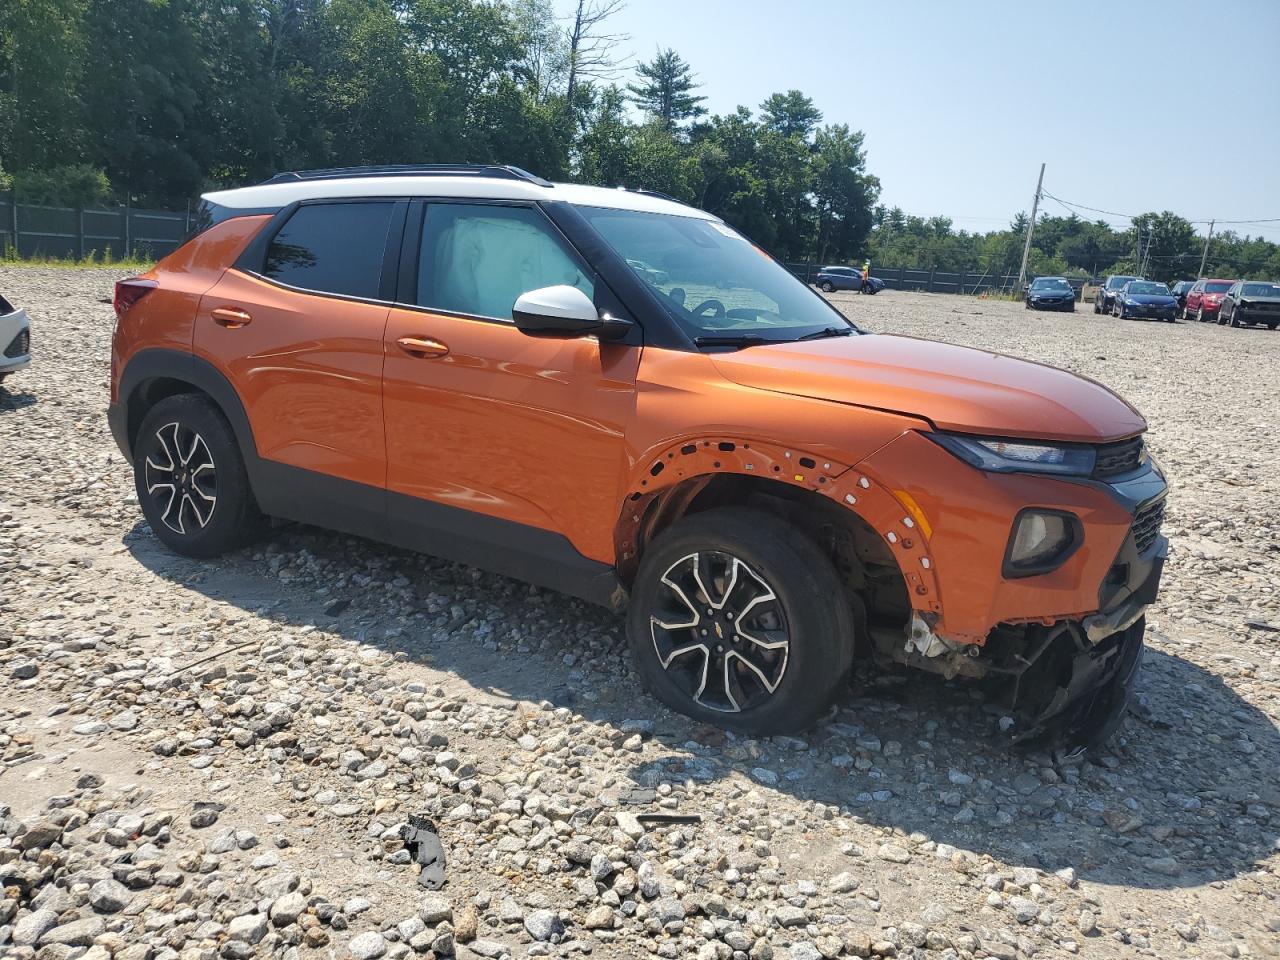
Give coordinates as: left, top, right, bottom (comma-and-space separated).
1031, 278, 1071, 290
1127, 281, 1169, 296
576, 206, 853, 341
1242, 282, 1280, 297
1205, 281, 1233, 293
1107, 276, 1137, 289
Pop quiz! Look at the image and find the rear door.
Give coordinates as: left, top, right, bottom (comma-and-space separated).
381, 200, 640, 564
1186, 280, 1204, 314
193, 199, 404, 510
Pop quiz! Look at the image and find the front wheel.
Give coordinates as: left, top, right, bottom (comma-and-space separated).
626, 508, 854, 735
133, 394, 263, 558
1196, 307, 1205, 323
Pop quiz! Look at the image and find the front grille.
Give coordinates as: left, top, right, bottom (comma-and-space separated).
1131, 497, 1165, 555
3, 328, 29, 359
1093, 436, 1145, 478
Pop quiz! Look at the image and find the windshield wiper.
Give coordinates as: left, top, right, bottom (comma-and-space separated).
796, 326, 854, 341
693, 334, 778, 348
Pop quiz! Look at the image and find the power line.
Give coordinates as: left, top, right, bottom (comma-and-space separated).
1042, 190, 1280, 228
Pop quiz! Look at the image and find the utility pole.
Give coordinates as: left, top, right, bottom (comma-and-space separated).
1016, 163, 1045, 294
1197, 219, 1215, 278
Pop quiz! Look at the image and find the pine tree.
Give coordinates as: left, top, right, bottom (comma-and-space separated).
626, 48, 706, 131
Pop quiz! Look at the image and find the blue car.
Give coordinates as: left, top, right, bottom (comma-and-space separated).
1113, 280, 1178, 322
813, 266, 884, 294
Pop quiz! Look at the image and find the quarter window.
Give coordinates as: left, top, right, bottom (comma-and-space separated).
415, 204, 593, 320
263, 202, 394, 299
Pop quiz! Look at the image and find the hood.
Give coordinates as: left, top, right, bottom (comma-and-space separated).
710, 334, 1146, 443
1125, 294, 1176, 305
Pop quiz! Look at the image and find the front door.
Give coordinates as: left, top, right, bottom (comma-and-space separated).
382, 201, 639, 566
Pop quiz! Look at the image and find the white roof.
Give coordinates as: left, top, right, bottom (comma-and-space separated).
203, 175, 718, 221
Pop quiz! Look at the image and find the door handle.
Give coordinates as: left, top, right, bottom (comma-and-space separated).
397, 336, 449, 358
211, 307, 252, 328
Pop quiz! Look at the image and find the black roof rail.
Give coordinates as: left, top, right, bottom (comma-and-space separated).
258, 164, 554, 188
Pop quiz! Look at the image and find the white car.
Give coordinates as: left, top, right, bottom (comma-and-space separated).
0, 294, 31, 384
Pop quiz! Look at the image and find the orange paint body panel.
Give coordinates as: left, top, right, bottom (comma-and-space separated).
192, 271, 389, 488
110, 216, 269, 403
383, 307, 639, 562
855, 431, 1135, 642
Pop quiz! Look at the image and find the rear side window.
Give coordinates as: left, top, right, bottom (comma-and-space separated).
415, 203, 592, 320
264, 202, 394, 299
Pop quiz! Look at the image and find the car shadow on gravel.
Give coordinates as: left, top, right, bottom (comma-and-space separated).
128, 522, 1280, 893
0, 385, 37, 411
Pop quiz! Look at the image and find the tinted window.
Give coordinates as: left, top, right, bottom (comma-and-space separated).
416, 204, 592, 320
1128, 281, 1169, 295
1204, 281, 1233, 293
264, 202, 394, 299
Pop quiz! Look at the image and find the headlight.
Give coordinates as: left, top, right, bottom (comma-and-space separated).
928, 433, 1096, 476
1004, 509, 1081, 576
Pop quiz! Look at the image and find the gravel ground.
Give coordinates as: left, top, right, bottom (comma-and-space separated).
1, 267, 1277, 960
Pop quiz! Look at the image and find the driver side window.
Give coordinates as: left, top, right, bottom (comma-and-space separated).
416, 203, 593, 321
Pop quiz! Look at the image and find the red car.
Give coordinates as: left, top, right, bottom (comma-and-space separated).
1183, 278, 1237, 322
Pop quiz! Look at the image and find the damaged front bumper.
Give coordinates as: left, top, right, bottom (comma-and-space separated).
894, 531, 1166, 752
988, 538, 1165, 750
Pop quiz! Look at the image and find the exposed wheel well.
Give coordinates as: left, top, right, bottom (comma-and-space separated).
620, 473, 912, 641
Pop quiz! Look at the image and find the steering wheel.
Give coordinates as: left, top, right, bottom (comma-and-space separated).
691, 298, 727, 323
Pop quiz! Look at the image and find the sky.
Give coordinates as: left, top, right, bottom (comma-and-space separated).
553, 0, 1280, 242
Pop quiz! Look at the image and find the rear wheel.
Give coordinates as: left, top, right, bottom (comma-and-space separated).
626, 508, 854, 735
820, 281, 835, 293
133, 394, 263, 558
1196, 306, 1205, 323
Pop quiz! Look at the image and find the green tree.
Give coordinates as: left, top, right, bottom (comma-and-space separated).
626, 48, 706, 131
811, 124, 878, 263
759, 90, 822, 140
0, 0, 87, 173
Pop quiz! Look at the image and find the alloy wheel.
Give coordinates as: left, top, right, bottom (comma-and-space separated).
143, 421, 218, 534
649, 551, 789, 713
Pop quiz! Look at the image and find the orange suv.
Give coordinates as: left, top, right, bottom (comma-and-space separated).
108, 164, 1168, 748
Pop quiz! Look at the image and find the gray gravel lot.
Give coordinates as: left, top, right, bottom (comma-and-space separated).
1, 267, 1278, 960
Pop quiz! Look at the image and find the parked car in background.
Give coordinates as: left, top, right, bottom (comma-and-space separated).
1095, 274, 1139, 314
107, 163, 1166, 747
1025, 276, 1076, 312
0, 294, 32, 385
1170, 280, 1195, 313
1113, 280, 1178, 322
1185, 279, 1236, 322
813, 266, 884, 294
1218, 280, 1280, 329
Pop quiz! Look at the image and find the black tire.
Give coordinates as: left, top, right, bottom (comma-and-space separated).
820, 281, 835, 293
1196, 307, 1205, 323
1228, 308, 1242, 328
626, 507, 854, 735
1268, 323, 1278, 331
133, 393, 263, 558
